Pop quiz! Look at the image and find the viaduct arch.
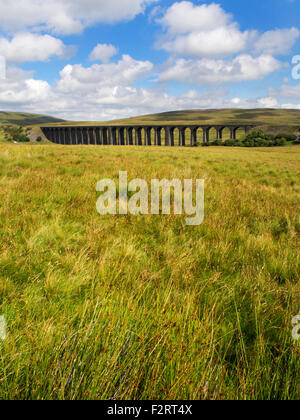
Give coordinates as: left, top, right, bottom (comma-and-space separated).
41, 124, 255, 147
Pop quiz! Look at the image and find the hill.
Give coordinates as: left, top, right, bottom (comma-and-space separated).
0, 111, 65, 127
109, 108, 300, 131
2, 109, 300, 129
40, 108, 300, 133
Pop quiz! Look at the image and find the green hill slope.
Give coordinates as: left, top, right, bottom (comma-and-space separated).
42, 109, 300, 132
109, 108, 300, 129
0, 111, 65, 126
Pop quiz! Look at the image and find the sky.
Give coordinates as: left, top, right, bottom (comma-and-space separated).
0, 0, 300, 121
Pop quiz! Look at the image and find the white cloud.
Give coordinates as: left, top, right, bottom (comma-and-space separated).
0, 67, 51, 105
0, 33, 72, 63
254, 28, 300, 55
159, 55, 282, 85
157, 2, 253, 58
56, 55, 153, 94
0, 1, 297, 120
0, 64, 226, 119
257, 96, 278, 108
0, 61, 288, 122
161, 26, 248, 58
89, 44, 118, 62
159, 2, 230, 35
156, 3, 292, 86
0, 0, 157, 35
270, 83, 300, 99
157, 2, 299, 59
281, 103, 300, 109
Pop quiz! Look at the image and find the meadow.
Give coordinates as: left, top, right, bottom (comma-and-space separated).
0, 141, 299, 400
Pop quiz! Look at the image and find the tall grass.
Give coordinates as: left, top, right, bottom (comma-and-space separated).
0, 143, 299, 400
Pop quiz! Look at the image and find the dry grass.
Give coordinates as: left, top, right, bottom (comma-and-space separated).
0, 142, 299, 400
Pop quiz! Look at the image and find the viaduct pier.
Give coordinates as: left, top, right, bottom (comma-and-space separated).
41, 124, 255, 146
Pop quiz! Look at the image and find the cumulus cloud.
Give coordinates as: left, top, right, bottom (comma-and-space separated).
161, 26, 249, 58
0, 0, 157, 35
159, 55, 282, 85
159, 2, 231, 35
0, 1, 297, 120
0, 64, 222, 119
281, 103, 300, 110
157, 2, 299, 58
56, 55, 153, 94
155, 2, 297, 86
257, 97, 278, 108
158, 2, 248, 57
89, 44, 118, 62
269, 83, 300, 99
0, 33, 73, 63
0, 61, 287, 122
0, 67, 51, 105
254, 28, 300, 55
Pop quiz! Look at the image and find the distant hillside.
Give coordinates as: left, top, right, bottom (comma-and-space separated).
42, 109, 300, 133
109, 109, 300, 131
0, 111, 65, 126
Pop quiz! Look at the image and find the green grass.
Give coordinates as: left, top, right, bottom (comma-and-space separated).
0, 142, 299, 400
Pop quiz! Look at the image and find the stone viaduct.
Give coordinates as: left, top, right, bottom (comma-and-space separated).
41, 124, 255, 147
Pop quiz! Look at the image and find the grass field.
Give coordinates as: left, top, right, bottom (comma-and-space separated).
0, 141, 299, 400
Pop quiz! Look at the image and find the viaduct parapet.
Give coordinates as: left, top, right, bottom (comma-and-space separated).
41, 124, 255, 146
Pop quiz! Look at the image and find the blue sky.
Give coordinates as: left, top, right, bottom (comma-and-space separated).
0, 0, 299, 121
